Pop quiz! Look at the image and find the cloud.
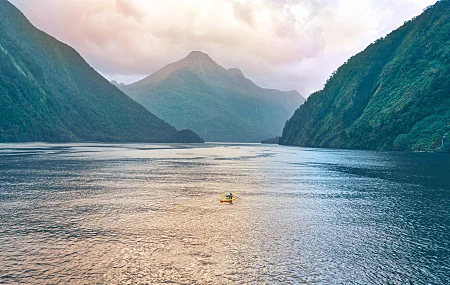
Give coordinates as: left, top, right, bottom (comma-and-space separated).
9, 0, 437, 95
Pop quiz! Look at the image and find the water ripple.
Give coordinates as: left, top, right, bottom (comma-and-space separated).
0, 143, 449, 284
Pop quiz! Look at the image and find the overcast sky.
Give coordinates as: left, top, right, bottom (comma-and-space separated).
10, 0, 437, 96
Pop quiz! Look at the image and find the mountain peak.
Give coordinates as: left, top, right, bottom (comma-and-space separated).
228, 68, 245, 78
111, 80, 125, 88
185, 51, 213, 62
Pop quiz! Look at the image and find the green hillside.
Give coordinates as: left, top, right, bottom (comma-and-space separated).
123, 51, 305, 142
281, 0, 450, 152
0, 0, 203, 143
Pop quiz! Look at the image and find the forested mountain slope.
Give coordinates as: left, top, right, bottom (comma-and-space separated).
281, 0, 450, 152
123, 51, 305, 142
0, 0, 203, 143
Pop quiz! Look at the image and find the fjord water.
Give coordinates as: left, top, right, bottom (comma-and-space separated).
0, 143, 449, 284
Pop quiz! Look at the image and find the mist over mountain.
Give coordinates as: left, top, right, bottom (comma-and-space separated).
122, 51, 305, 142
0, 0, 203, 143
281, 0, 450, 152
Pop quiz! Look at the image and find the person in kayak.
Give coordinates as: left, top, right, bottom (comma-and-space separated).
226, 193, 233, 200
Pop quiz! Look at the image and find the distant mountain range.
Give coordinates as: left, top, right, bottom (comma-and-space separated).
111, 80, 126, 88
122, 51, 305, 142
0, 0, 203, 143
281, 0, 450, 152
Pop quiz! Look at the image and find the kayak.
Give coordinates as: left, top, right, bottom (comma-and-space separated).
220, 197, 236, 203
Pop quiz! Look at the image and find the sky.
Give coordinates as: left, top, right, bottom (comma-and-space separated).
10, 0, 437, 96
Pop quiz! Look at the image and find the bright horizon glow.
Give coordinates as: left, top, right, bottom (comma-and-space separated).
9, 0, 437, 96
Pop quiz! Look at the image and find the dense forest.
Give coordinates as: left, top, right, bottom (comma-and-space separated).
123, 51, 305, 142
0, 0, 203, 143
281, 0, 450, 152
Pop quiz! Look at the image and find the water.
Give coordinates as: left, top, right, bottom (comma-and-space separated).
0, 143, 449, 284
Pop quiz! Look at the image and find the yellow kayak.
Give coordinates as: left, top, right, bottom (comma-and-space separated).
220, 197, 236, 203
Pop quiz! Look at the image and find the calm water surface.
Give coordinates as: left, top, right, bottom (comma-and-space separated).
0, 143, 449, 284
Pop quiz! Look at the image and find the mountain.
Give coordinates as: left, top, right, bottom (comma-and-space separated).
261, 137, 280, 144
281, 0, 450, 152
122, 51, 305, 142
0, 0, 203, 143
111, 80, 126, 88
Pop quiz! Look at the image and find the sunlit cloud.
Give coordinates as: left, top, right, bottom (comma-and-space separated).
9, 0, 437, 95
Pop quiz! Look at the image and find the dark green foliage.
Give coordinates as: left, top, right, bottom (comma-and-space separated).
261, 137, 280, 144
281, 0, 450, 152
123, 52, 305, 142
0, 0, 203, 143
438, 132, 450, 152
